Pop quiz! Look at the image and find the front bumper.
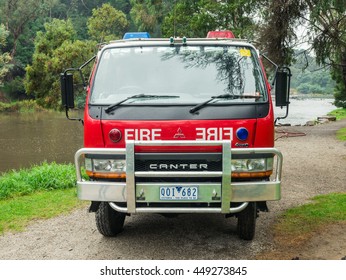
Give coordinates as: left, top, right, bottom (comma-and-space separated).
75, 141, 283, 214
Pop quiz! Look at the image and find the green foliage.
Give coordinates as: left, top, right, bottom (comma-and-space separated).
290, 50, 335, 95
113, 0, 132, 14
130, 0, 171, 36
0, 24, 12, 85
1, 76, 25, 100
0, 0, 48, 57
292, 70, 335, 95
307, 1, 346, 108
0, 1, 53, 102
24, 19, 96, 109
331, 65, 346, 108
0, 101, 17, 112
0, 162, 77, 200
258, 0, 306, 66
87, 3, 129, 42
0, 23, 9, 45
161, 0, 257, 39
35, 19, 76, 55
258, 0, 346, 107
0, 100, 45, 113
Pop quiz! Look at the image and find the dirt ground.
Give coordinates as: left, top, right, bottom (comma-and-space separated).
258, 119, 346, 260
257, 221, 346, 260
0, 118, 345, 260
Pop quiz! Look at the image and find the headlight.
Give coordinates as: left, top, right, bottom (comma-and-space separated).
93, 159, 126, 172
85, 157, 126, 179
231, 158, 273, 178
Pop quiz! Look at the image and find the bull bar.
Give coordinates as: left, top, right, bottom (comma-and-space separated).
75, 140, 283, 214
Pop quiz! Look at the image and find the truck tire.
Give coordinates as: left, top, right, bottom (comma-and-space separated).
95, 202, 126, 237
237, 202, 257, 240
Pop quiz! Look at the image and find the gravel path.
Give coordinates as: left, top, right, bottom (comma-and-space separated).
0, 119, 345, 260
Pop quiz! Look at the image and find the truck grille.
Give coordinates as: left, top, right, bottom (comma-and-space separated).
135, 153, 222, 172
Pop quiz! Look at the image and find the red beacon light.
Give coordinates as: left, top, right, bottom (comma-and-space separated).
207, 30, 235, 39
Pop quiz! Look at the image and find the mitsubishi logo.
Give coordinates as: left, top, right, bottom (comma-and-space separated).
174, 127, 185, 138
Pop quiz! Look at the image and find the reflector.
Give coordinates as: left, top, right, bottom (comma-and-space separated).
109, 128, 122, 143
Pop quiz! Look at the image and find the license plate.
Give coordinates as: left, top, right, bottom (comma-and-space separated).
160, 186, 198, 200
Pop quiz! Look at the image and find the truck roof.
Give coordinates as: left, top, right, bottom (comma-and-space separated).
108, 37, 250, 45
99, 37, 257, 56
96, 37, 258, 61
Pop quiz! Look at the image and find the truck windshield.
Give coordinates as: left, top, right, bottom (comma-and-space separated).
90, 45, 268, 105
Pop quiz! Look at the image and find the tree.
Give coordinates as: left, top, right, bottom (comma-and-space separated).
87, 3, 129, 42
50, 1, 131, 40
161, 0, 258, 39
290, 50, 336, 95
258, 0, 305, 66
0, 0, 63, 100
0, 0, 51, 58
0, 24, 12, 86
24, 19, 96, 108
306, 0, 346, 107
130, 0, 172, 36
259, 0, 346, 107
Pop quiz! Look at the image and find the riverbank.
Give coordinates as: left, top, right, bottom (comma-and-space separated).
0, 162, 85, 234
0, 162, 76, 199
0, 100, 46, 113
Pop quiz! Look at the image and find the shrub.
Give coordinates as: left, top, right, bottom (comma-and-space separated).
0, 162, 76, 200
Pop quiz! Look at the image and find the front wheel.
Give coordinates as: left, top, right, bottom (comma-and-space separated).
95, 202, 126, 237
237, 202, 257, 240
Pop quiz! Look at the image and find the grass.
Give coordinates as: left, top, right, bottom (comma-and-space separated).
0, 162, 87, 235
336, 127, 346, 141
0, 188, 86, 234
328, 108, 346, 120
0, 162, 77, 200
328, 108, 346, 141
273, 193, 346, 245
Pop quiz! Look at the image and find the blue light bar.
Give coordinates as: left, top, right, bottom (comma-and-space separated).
123, 32, 151, 39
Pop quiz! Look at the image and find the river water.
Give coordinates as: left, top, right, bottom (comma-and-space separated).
274, 98, 336, 125
0, 112, 83, 174
0, 98, 337, 173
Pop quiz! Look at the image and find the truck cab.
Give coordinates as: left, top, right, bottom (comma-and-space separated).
61, 34, 290, 240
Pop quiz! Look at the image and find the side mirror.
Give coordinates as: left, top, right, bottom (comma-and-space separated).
60, 73, 75, 109
275, 68, 291, 107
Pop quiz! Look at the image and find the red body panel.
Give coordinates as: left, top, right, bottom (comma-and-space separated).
83, 105, 104, 148
83, 106, 274, 151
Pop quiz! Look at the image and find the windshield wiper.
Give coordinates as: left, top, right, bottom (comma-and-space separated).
189, 93, 261, 114
105, 94, 180, 114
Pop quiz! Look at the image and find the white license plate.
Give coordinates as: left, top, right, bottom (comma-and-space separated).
160, 186, 198, 200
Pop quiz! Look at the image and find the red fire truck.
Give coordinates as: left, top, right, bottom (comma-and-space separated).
61, 32, 290, 240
